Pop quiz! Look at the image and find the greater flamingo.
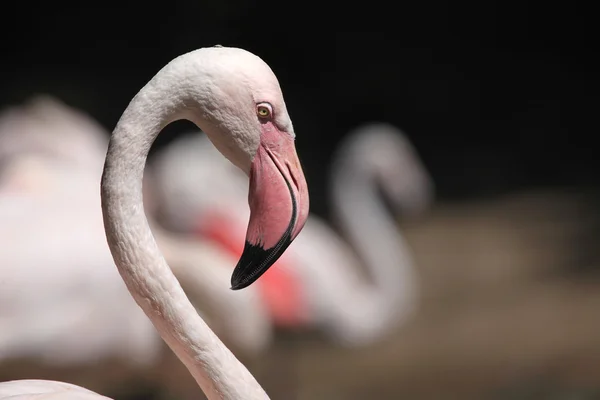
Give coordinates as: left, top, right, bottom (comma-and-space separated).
0, 45, 309, 399
0, 95, 272, 365
0, 95, 108, 173
151, 122, 434, 345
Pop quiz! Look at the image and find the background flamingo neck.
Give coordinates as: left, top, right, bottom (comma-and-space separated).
330, 158, 418, 323
100, 75, 267, 399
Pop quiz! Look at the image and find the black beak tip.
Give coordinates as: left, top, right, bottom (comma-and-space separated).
229, 274, 263, 291
230, 281, 251, 291
230, 267, 256, 291
229, 238, 293, 291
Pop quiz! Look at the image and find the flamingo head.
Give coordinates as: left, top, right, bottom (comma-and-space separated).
179, 46, 310, 290
342, 122, 435, 217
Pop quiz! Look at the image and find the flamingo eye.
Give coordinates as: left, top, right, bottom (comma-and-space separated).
257, 103, 272, 119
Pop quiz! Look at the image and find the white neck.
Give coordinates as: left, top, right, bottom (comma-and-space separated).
100, 68, 268, 400
330, 156, 418, 325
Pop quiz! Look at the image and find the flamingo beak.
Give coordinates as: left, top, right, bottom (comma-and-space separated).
230, 129, 309, 290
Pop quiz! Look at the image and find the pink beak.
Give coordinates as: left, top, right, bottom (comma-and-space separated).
230, 124, 309, 290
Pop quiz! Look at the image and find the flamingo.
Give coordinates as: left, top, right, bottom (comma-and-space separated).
0, 160, 272, 400
0, 95, 108, 173
0, 44, 310, 400
0, 96, 272, 366
151, 122, 434, 345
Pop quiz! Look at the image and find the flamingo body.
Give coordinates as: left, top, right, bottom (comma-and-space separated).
0, 150, 161, 368
0, 380, 112, 400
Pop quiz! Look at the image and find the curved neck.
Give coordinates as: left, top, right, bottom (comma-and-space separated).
100, 79, 267, 400
330, 160, 418, 320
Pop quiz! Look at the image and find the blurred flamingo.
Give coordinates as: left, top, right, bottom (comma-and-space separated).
151, 122, 434, 346
0, 95, 107, 174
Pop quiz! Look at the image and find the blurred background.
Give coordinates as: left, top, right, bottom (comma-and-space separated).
1, 2, 600, 399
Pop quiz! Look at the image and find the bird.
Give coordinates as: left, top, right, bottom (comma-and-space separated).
150, 122, 434, 346
0, 95, 272, 370
0, 154, 273, 400
0, 95, 108, 174
0, 45, 310, 400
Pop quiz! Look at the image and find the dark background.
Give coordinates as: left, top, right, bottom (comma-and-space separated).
2, 2, 598, 217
